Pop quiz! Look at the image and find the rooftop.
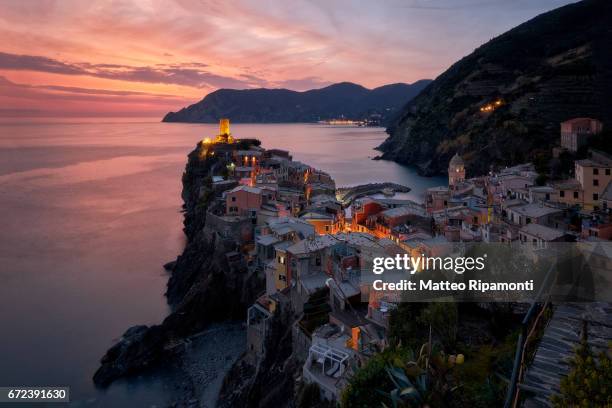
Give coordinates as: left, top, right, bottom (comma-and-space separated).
450, 153, 464, 166
300, 211, 334, 220
229, 185, 261, 194
553, 179, 581, 190
520, 223, 566, 241
256, 234, 281, 246
381, 205, 420, 218
287, 232, 388, 256
511, 203, 562, 218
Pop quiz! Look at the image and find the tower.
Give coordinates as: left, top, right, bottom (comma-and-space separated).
219, 118, 230, 136
216, 118, 234, 143
448, 153, 465, 190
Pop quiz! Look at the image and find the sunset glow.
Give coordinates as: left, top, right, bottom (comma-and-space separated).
0, 0, 573, 117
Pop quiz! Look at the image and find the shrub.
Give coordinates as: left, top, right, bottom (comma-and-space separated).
551, 334, 612, 407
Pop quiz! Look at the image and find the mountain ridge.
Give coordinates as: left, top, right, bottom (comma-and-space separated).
162, 80, 431, 123
379, 0, 612, 176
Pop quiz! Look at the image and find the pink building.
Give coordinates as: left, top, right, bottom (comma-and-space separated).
226, 185, 263, 217
560, 117, 603, 152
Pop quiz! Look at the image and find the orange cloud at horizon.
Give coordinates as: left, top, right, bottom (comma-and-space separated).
0, 0, 574, 117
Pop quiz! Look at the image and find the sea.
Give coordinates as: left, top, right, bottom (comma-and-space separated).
0, 118, 445, 407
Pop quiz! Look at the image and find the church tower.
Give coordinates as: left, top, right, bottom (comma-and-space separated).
449, 153, 465, 189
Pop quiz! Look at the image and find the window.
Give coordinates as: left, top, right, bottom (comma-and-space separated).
606, 169, 610, 176
593, 193, 599, 201
593, 168, 599, 175
316, 257, 321, 266
278, 256, 285, 265
574, 191, 579, 199
231, 196, 236, 202
278, 274, 286, 281
594, 179, 599, 186
526, 217, 532, 224
545, 193, 550, 200
325, 225, 330, 232
560, 190, 565, 198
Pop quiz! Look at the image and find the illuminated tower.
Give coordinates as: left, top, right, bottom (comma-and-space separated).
216, 118, 234, 143
220, 118, 230, 135
448, 153, 465, 190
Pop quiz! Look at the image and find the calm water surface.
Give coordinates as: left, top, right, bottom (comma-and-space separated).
0, 118, 444, 407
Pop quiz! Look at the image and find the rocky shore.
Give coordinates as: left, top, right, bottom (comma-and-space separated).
93, 138, 409, 408
93, 142, 264, 403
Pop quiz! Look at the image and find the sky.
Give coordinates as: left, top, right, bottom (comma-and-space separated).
0, 0, 576, 117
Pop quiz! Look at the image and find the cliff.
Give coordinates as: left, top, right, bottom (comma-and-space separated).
378, 0, 612, 176
93, 142, 264, 391
162, 81, 431, 124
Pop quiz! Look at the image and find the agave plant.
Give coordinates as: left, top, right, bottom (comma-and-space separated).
378, 342, 460, 408
377, 365, 428, 408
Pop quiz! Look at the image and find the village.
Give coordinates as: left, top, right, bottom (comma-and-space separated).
198, 118, 611, 405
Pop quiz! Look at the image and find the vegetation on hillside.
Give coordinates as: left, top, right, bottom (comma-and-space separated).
551, 326, 612, 407
380, 0, 612, 176
341, 302, 518, 408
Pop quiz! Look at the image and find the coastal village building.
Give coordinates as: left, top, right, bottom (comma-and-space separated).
505, 203, 563, 227
448, 153, 466, 190
195, 118, 612, 404
226, 185, 263, 219
560, 117, 603, 152
574, 150, 612, 210
519, 223, 568, 248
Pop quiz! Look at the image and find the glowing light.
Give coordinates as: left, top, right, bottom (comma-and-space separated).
203, 137, 212, 144
480, 98, 504, 113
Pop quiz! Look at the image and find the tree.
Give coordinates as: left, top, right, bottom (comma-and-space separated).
551, 322, 612, 407
341, 351, 398, 408
418, 302, 458, 351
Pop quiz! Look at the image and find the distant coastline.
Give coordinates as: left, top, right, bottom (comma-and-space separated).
162, 80, 431, 124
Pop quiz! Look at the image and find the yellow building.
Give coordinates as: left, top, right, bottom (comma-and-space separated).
552, 180, 583, 207
575, 151, 612, 210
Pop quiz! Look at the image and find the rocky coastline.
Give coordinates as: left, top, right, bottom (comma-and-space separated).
93, 142, 265, 404
93, 136, 414, 407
